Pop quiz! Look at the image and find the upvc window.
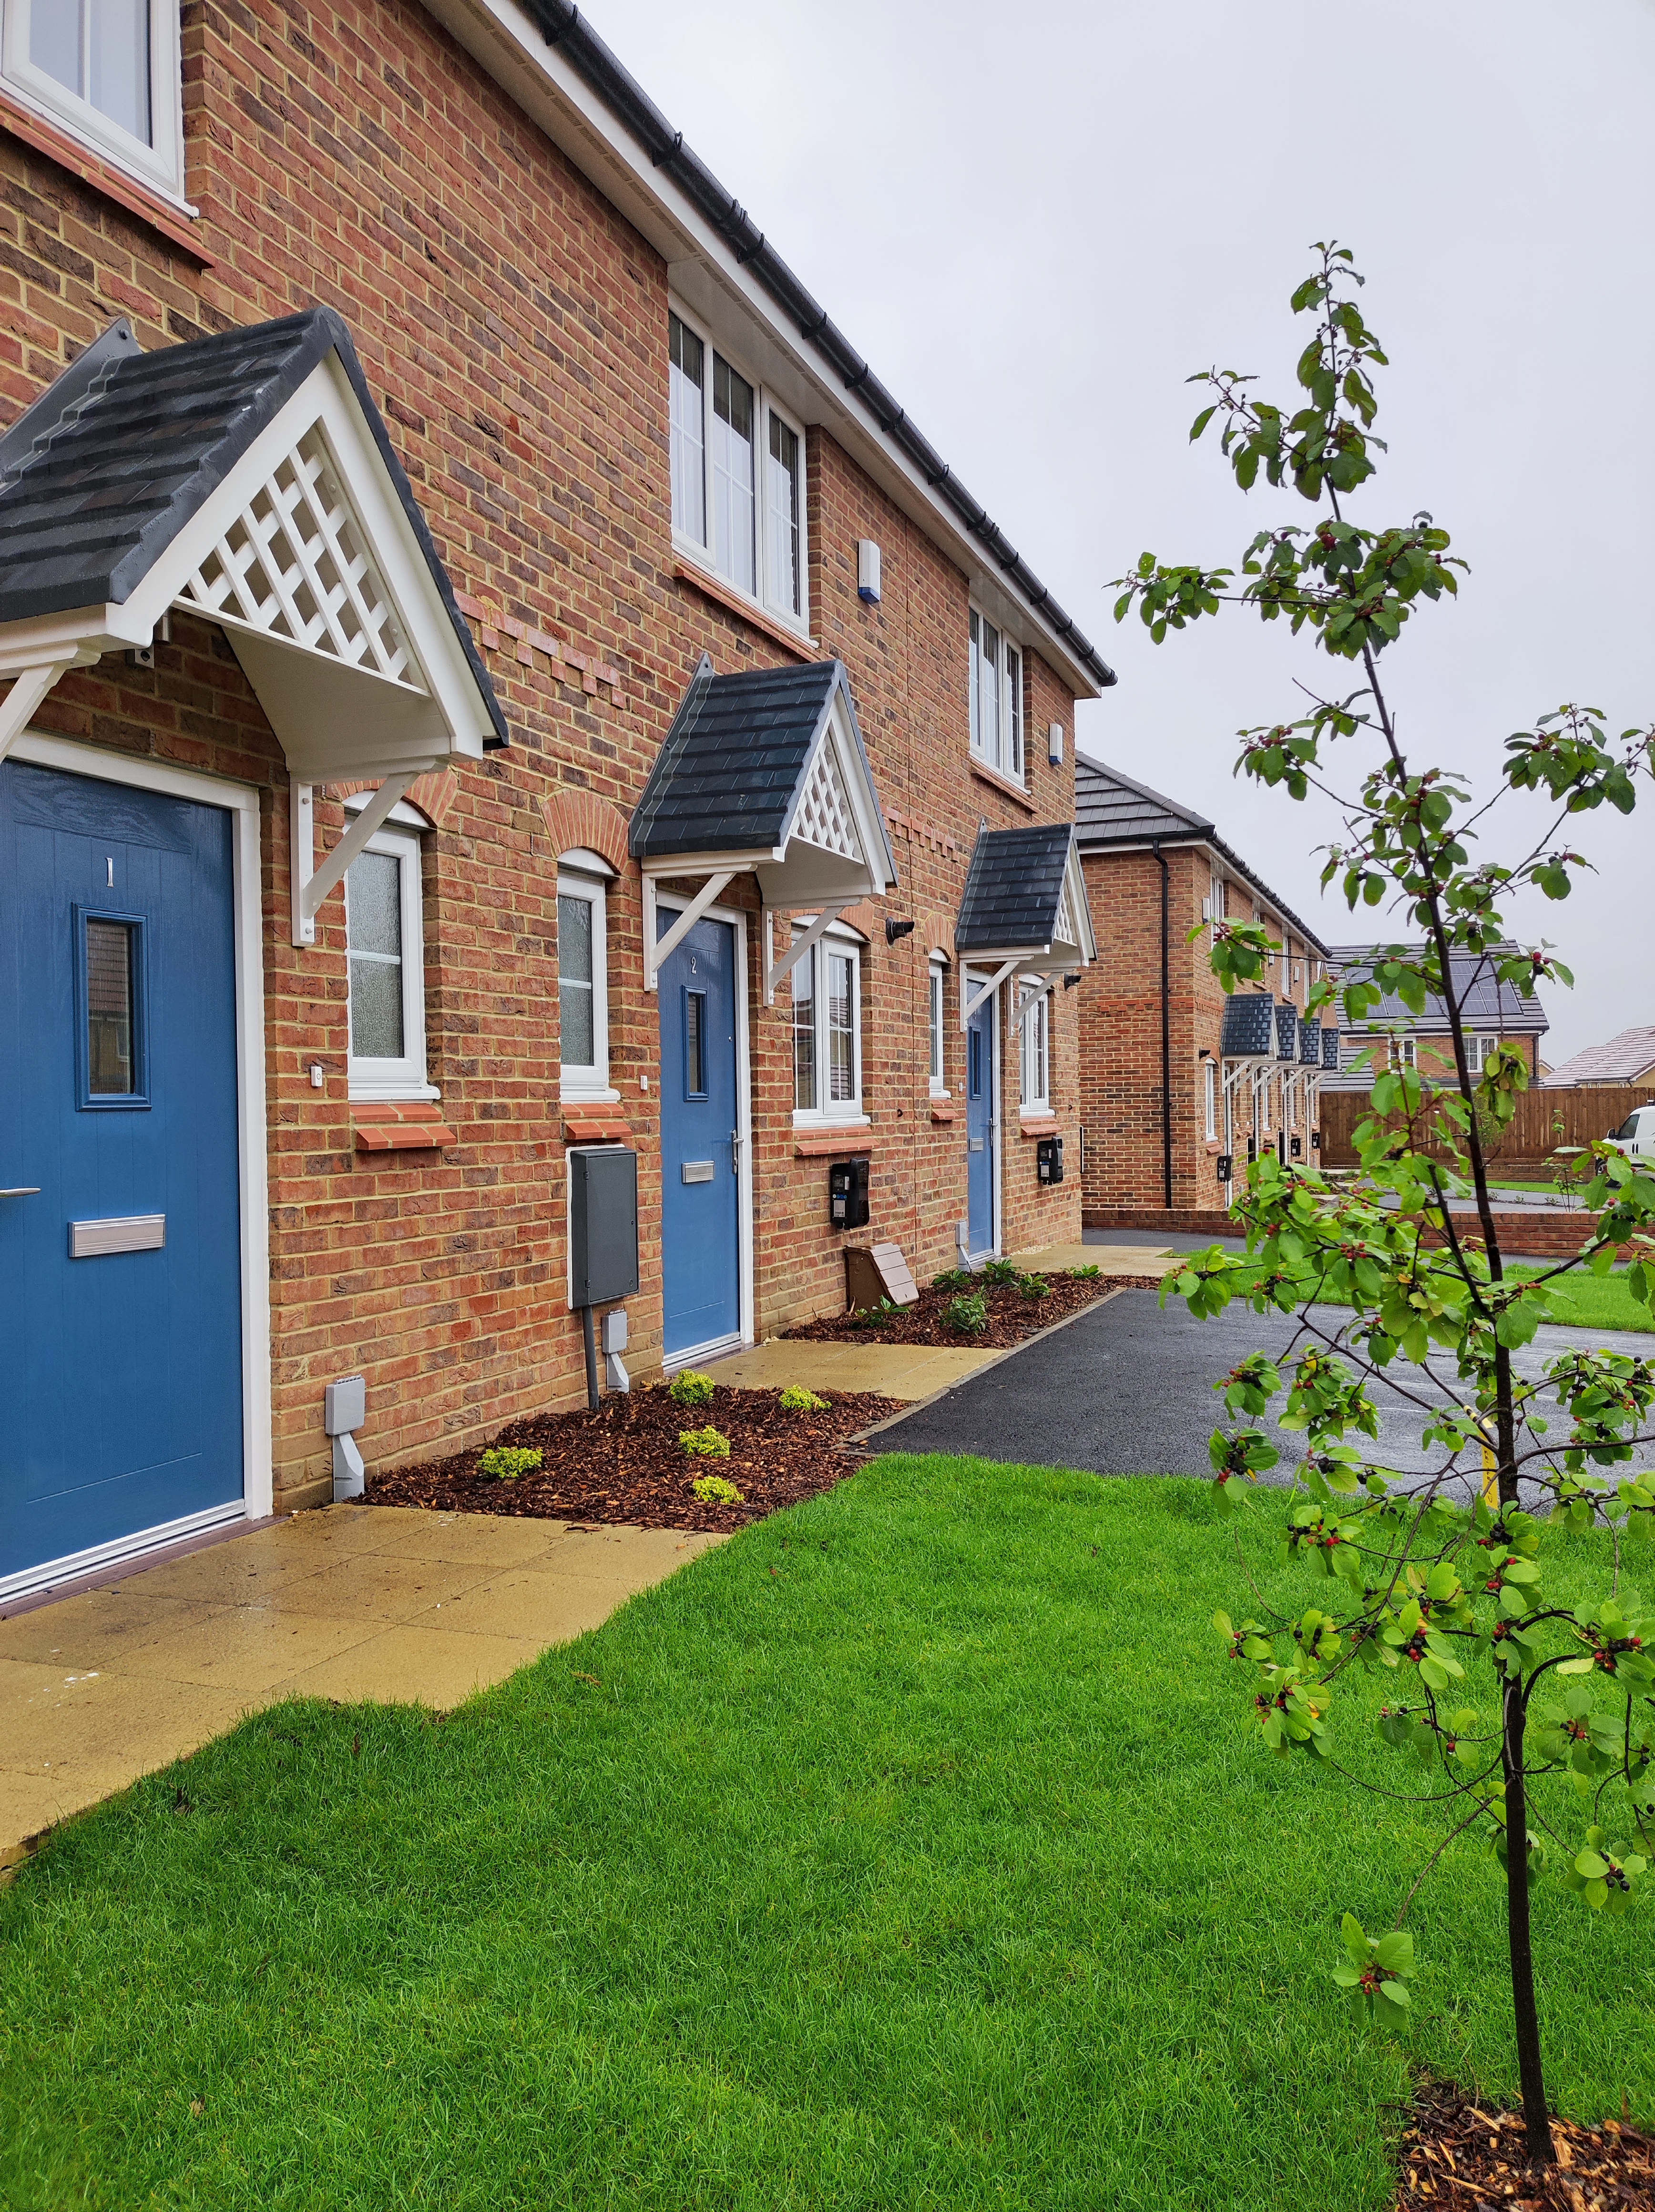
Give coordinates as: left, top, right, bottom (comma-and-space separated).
1466, 1034, 1495, 1073
928, 957, 948, 1096
1208, 874, 1227, 924
1018, 987, 1050, 1114
1395, 1035, 1419, 1072
2, 0, 185, 202
669, 305, 807, 627
791, 924, 864, 1124
345, 825, 431, 1102
969, 608, 1023, 781
558, 855, 614, 1103
1204, 1058, 1217, 1141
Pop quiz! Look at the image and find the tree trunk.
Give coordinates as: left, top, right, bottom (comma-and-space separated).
1501, 1678, 1556, 2166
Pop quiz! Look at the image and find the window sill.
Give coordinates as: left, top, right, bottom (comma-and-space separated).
673, 556, 820, 662
0, 87, 212, 264
793, 1129, 877, 1157
349, 1078, 441, 1105
969, 758, 1035, 812
1018, 1115, 1058, 1137
929, 1105, 958, 1125
354, 1102, 456, 1152
560, 1084, 620, 1106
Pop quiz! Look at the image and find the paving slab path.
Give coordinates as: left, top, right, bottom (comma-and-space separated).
0, 1504, 721, 1871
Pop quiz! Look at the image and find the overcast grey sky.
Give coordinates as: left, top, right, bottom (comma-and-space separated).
586, 0, 1654, 1063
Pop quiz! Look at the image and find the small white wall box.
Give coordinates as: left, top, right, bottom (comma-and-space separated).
601, 1306, 631, 1393
1048, 721, 1064, 766
857, 540, 881, 604
325, 1374, 367, 1502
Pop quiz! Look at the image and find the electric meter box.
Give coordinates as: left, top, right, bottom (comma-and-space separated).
828, 1157, 870, 1230
568, 1147, 639, 1308
1036, 1135, 1064, 1185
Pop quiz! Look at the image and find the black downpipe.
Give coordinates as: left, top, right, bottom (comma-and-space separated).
1153, 842, 1173, 1209
581, 1305, 600, 1412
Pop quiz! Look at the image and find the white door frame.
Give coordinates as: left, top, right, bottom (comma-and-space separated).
962, 964, 1003, 1260
7, 731, 273, 1567
654, 890, 754, 1358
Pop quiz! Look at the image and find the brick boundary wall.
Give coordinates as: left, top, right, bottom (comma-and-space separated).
1088, 1204, 1641, 1262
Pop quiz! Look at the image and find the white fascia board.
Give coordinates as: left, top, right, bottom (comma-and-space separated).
419, 0, 1102, 703
641, 848, 779, 876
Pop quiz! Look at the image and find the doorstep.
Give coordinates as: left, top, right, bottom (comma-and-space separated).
706, 1338, 1003, 1401
0, 1504, 723, 1873
1010, 1240, 1180, 1279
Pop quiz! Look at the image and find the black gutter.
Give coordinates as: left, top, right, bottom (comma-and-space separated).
521, 0, 1116, 694
1152, 840, 1173, 1209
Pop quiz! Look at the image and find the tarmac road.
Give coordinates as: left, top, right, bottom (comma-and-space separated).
873, 1288, 1655, 1491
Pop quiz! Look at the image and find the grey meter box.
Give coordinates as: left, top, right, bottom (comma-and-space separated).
569, 1147, 639, 1308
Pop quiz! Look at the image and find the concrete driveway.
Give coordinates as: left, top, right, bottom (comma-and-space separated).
873, 1287, 1655, 1487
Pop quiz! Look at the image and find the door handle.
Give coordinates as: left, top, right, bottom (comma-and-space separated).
729, 1129, 744, 1177
0, 1188, 40, 1198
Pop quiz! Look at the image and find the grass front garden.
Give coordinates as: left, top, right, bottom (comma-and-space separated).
1, 1456, 1650, 2212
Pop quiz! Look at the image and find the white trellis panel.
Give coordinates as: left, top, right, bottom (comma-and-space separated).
1052, 870, 1078, 950
178, 425, 426, 692
790, 737, 863, 861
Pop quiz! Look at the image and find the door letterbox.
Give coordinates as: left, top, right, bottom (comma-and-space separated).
1036, 1135, 1063, 1185
829, 1157, 869, 1230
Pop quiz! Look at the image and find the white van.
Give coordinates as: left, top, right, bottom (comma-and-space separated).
1603, 1105, 1655, 1164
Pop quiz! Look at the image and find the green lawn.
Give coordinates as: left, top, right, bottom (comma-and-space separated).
2, 1461, 1650, 2211
1510, 1262, 1655, 1335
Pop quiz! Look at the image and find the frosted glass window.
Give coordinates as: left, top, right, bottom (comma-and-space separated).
929, 962, 945, 1090
827, 951, 855, 1104
711, 353, 756, 595
792, 943, 816, 1111
685, 989, 706, 1097
766, 412, 800, 614
668, 313, 705, 546
34, 0, 152, 144
558, 893, 594, 1068
1020, 990, 1049, 1111
346, 849, 405, 1061
85, 917, 135, 1094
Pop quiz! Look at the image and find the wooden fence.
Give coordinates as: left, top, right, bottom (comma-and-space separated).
1318, 1082, 1655, 1176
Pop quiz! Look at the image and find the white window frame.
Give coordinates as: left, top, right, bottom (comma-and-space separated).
558, 852, 616, 1105
1466, 1034, 1496, 1073
790, 919, 867, 1128
928, 955, 949, 1097
1204, 1057, 1217, 1141
345, 822, 432, 1104
2, 0, 188, 206
668, 299, 810, 636
1018, 985, 1050, 1116
1395, 1035, 1419, 1072
968, 606, 1024, 783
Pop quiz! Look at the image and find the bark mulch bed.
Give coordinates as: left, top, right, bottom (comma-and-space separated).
783, 1268, 1163, 1351
366, 1383, 902, 1534
1394, 2082, 1655, 2211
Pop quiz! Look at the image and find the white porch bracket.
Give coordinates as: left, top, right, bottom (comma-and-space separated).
763, 902, 845, 1007
644, 870, 734, 991
960, 958, 1019, 1029
0, 659, 78, 766
1015, 978, 1052, 1036
290, 766, 426, 946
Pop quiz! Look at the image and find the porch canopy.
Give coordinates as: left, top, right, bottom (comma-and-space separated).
0, 308, 506, 942
628, 654, 897, 997
953, 820, 1094, 1028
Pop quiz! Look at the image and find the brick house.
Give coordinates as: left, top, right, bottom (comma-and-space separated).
0, 2, 1114, 1599
1321, 944, 1550, 1088
1073, 757, 1333, 1226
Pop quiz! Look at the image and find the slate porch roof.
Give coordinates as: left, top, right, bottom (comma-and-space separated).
1074, 752, 1329, 958
0, 309, 506, 746
954, 820, 1091, 961
628, 654, 894, 876
1543, 1025, 1655, 1087
1326, 944, 1551, 1038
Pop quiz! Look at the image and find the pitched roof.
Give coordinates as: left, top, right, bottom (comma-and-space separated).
1073, 753, 1330, 957
955, 821, 1088, 958
1542, 1024, 1655, 1086
0, 309, 506, 746
628, 655, 893, 875
1326, 944, 1551, 1037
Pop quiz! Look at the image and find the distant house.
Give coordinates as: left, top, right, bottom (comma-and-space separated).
1543, 1025, 1655, 1087
1074, 756, 1332, 1216
1323, 945, 1549, 1088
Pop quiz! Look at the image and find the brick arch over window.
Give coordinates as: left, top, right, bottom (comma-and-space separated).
542, 790, 630, 874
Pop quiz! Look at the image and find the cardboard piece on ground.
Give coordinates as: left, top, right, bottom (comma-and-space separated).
844, 1241, 919, 1312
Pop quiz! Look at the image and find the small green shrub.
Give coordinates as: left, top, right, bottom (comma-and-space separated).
1068, 1264, 1102, 1280
944, 1291, 989, 1335
980, 1258, 1022, 1288
850, 1298, 897, 1329
476, 1445, 543, 1481
679, 1425, 730, 1458
778, 1386, 828, 1413
931, 1267, 973, 1292
689, 1473, 743, 1505
669, 1371, 716, 1407
1019, 1273, 1051, 1300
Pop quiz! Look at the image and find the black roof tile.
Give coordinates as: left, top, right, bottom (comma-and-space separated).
0, 309, 507, 745
955, 821, 1079, 955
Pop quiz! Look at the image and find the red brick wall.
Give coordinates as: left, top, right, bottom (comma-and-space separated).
0, 0, 1084, 1506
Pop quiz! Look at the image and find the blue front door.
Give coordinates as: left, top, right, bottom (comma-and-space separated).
657, 905, 742, 1360
965, 977, 997, 1258
0, 759, 245, 1587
